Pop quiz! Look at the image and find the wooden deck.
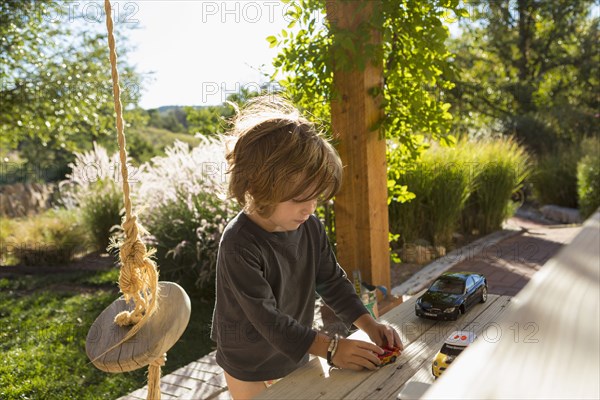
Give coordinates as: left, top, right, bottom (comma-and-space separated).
119, 293, 510, 400
117, 351, 228, 400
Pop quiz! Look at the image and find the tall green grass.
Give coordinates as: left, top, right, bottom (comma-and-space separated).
78, 178, 123, 251
135, 139, 238, 288
388, 137, 531, 248
388, 145, 471, 247
146, 189, 231, 287
461, 138, 531, 235
60, 139, 236, 289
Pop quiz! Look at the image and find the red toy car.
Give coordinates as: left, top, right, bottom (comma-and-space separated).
378, 346, 401, 366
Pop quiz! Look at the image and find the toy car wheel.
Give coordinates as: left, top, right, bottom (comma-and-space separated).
391, 356, 397, 363
451, 307, 462, 321
480, 286, 488, 303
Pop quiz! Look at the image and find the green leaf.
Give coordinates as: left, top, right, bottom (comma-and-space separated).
457, 8, 470, 18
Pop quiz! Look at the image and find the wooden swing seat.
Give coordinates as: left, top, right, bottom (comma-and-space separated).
86, 281, 191, 373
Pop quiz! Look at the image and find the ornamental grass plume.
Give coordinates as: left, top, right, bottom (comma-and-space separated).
60, 143, 124, 251
59, 137, 238, 288
134, 138, 239, 287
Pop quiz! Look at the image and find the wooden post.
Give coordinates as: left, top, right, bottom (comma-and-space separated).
326, 1, 391, 294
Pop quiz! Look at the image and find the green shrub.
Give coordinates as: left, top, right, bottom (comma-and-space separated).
577, 138, 600, 219
79, 178, 123, 251
315, 200, 336, 249
146, 189, 232, 286
461, 138, 531, 235
388, 143, 471, 248
60, 144, 124, 251
4, 209, 88, 266
531, 144, 579, 208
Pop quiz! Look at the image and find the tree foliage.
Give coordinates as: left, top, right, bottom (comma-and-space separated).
183, 86, 263, 136
268, 0, 465, 205
447, 0, 599, 153
1, 0, 142, 179
268, 0, 465, 157
147, 108, 188, 133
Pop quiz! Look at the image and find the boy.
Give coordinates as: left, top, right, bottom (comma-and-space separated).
211, 97, 403, 399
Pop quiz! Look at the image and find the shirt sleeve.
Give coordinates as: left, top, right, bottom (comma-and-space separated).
313, 219, 369, 325
217, 242, 317, 363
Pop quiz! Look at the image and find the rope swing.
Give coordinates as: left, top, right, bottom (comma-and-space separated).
104, 0, 158, 333
85, 2, 191, 399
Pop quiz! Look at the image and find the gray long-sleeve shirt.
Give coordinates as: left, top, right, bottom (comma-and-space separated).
210, 212, 368, 381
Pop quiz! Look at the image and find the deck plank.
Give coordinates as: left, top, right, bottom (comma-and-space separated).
184, 360, 223, 374
168, 365, 224, 386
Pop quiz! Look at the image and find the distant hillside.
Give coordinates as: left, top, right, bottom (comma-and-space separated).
154, 105, 209, 113
134, 126, 200, 147
127, 126, 201, 164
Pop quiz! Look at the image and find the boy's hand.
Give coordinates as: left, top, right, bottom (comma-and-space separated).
366, 321, 404, 350
331, 338, 383, 371
353, 314, 404, 350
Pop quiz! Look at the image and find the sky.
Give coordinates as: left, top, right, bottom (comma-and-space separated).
98, 1, 463, 110
77, 1, 598, 110
122, 1, 297, 109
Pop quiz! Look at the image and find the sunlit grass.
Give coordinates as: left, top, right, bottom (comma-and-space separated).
0, 217, 17, 265
0, 269, 215, 399
1, 209, 90, 266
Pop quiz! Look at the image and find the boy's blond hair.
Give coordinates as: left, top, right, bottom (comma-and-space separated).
226, 96, 342, 217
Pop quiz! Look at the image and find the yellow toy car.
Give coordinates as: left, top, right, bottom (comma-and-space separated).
378, 346, 401, 367
432, 331, 476, 378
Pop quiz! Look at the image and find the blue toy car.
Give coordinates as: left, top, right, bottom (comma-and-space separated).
415, 272, 488, 320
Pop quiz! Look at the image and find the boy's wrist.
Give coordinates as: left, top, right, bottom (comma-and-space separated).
353, 312, 378, 332
308, 331, 333, 360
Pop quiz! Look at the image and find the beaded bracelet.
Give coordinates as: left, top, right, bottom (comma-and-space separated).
327, 334, 340, 367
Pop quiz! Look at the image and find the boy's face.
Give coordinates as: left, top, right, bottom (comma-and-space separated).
249, 198, 318, 232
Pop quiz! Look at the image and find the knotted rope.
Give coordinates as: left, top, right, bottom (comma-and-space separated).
102, 1, 163, 398
147, 354, 166, 400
